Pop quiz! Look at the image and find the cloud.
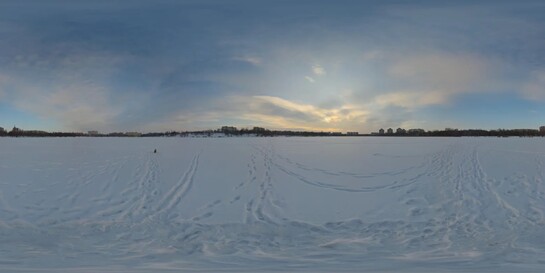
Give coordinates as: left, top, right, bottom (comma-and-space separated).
232, 56, 261, 66
147, 51, 504, 133
374, 90, 448, 108
389, 53, 488, 86
244, 96, 368, 129
1, 0, 544, 133
253, 96, 326, 118
0, 47, 140, 131
369, 52, 498, 109
362, 50, 383, 61
341, 51, 509, 130
304, 76, 315, 83
522, 70, 545, 101
151, 94, 371, 132
11, 82, 122, 131
0, 74, 8, 99
312, 64, 326, 75
239, 113, 338, 131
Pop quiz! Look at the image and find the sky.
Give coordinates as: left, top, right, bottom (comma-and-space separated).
0, 0, 545, 133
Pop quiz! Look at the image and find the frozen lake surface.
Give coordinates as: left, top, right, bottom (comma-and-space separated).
1, 137, 545, 272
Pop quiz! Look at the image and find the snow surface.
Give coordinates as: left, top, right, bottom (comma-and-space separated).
1, 137, 545, 272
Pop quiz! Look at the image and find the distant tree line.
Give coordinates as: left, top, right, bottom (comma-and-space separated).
0, 127, 86, 137
178, 126, 345, 137
1, 125, 545, 137
425, 128, 543, 137
0, 126, 141, 137
179, 126, 545, 137
377, 128, 545, 137
141, 131, 180, 137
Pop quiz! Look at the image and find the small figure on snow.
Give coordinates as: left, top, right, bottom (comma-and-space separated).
154, 149, 157, 154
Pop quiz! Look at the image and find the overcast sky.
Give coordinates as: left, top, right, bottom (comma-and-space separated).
1, 0, 545, 133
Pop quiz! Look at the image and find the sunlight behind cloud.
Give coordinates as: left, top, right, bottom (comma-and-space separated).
247, 96, 368, 130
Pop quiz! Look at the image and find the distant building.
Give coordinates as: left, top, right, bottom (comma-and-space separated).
387, 128, 393, 134
346, 132, 359, 136
378, 128, 385, 135
540, 126, 545, 135
221, 126, 237, 133
8, 126, 23, 137
88, 130, 99, 136
0, 127, 5, 134
253, 127, 266, 132
396, 128, 406, 134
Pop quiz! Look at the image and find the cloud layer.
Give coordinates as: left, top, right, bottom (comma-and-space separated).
1, 1, 545, 132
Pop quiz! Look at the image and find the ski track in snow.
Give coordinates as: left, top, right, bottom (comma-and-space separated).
1, 137, 545, 272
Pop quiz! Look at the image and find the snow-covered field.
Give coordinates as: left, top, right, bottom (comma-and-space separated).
1, 137, 545, 272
